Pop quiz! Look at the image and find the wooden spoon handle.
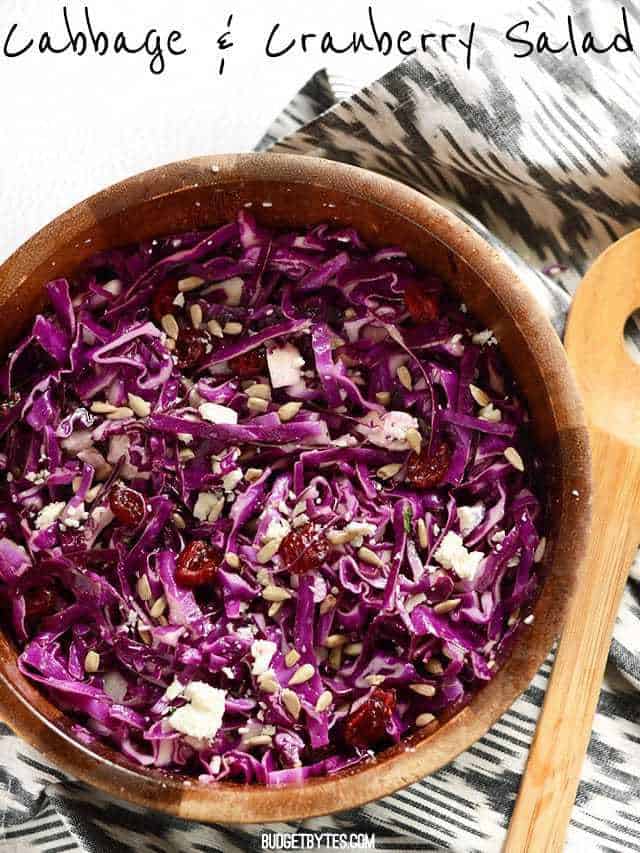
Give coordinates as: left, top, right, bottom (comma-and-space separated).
504, 427, 640, 852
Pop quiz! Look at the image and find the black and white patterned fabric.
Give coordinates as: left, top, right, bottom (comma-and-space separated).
3, 3, 640, 849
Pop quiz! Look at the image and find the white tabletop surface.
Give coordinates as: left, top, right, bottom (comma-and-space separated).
0, 0, 501, 263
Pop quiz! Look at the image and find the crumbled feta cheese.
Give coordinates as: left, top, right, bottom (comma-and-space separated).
61, 502, 88, 529
219, 276, 244, 306
103, 671, 128, 703
457, 504, 485, 537
472, 329, 497, 346
168, 682, 226, 740
478, 403, 502, 422
434, 531, 485, 581
199, 403, 238, 425
164, 679, 184, 701
250, 640, 278, 676
222, 469, 243, 493
194, 492, 223, 522
264, 517, 291, 542
35, 501, 66, 530
172, 292, 185, 308
266, 343, 305, 388
357, 411, 420, 451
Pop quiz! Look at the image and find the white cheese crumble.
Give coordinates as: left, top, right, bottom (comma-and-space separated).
434, 531, 485, 581
250, 639, 278, 676
222, 469, 243, 493
35, 501, 66, 530
172, 292, 185, 308
457, 504, 485, 537
61, 502, 89, 529
357, 411, 420, 451
472, 329, 497, 346
193, 492, 223, 522
199, 403, 238, 425
266, 343, 305, 388
264, 517, 291, 542
164, 678, 184, 702
167, 682, 226, 740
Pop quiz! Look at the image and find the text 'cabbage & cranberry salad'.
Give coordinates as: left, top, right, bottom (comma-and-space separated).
0, 212, 545, 784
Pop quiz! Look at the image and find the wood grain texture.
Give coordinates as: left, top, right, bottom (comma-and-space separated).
0, 154, 591, 823
505, 228, 640, 852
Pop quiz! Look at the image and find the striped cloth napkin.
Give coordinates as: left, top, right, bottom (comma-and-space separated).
2, 2, 640, 849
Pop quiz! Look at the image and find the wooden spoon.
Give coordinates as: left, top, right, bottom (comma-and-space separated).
505, 230, 640, 851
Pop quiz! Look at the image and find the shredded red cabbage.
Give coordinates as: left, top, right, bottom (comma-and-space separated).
0, 212, 545, 784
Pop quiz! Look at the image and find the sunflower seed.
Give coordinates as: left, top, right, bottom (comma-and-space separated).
357, 547, 384, 568
244, 735, 273, 747
504, 447, 525, 471
262, 585, 291, 602
84, 651, 100, 673
127, 393, 151, 418
375, 391, 391, 406
257, 539, 282, 564
245, 468, 263, 483
406, 428, 422, 455
410, 683, 436, 697
433, 598, 461, 615
426, 659, 444, 675
178, 276, 205, 292
416, 713, 436, 726
248, 397, 269, 414
207, 319, 224, 338
282, 689, 301, 720
534, 537, 546, 563
246, 383, 271, 400
225, 552, 240, 569
278, 402, 302, 422
189, 304, 203, 329
90, 400, 117, 414
150, 596, 167, 619
288, 663, 315, 686
107, 406, 134, 420
171, 512, 186, 530
223, 321, 243, 335
161, 314, 179, 339
324, 634, 348, 649
137, 575, 152, 601
285, 649, 300, 667
315, 690, 333, 712
469, 384, 490, 407
319, 594, 337, 615
328, 647, 342, 669
377, 463, 402, 481
257, 673, 279, 694
405, 592, 427, 614
364, 674, 386, 686
344, 642, 363, 656
397, 365, 413, 390
416, 518, 428, 550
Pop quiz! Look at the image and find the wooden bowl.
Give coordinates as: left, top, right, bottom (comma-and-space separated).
0, 154, 590, 823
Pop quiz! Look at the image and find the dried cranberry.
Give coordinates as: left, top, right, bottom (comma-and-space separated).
24, 587, 57, 620
344, 688, 396, 749
109, 484, 146, 526
406, 441, 451, 489
404, 281, 440, 324
151, 278, 180, 323
174, 327, 212, 370
280, 523, 329, 575
228, 346, 267, 379
175, 540, 223, 588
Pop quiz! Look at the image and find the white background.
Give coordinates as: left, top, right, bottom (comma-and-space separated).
1, 0, 516, 262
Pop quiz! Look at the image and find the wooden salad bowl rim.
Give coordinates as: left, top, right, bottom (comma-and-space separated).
0, 153, 591, 823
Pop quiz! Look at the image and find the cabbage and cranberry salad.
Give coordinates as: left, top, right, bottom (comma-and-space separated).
0, 211, 545, 784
